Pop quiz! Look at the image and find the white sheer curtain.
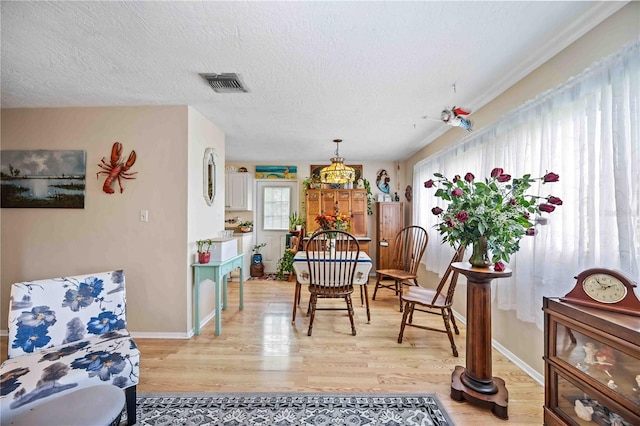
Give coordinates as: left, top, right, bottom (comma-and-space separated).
414, 41, 639, 330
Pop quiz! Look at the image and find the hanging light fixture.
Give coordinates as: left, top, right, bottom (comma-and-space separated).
320, 139, 356, 184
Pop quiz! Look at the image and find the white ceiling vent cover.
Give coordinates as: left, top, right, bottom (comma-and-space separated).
200, 73, 249, 93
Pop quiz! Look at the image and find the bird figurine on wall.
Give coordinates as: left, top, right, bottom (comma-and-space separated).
440, 106, 473, 132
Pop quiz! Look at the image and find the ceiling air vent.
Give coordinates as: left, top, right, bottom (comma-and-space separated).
200, 73, 249, 93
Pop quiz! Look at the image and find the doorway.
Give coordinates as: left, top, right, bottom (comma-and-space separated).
255, 180, 298, 273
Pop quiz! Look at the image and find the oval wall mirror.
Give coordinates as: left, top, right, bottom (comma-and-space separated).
203, 148, 217, 206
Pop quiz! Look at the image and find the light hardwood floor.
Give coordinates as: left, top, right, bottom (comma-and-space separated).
1, 278, 544, 425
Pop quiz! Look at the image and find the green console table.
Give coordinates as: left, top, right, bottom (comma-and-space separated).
192, 253, 244, 336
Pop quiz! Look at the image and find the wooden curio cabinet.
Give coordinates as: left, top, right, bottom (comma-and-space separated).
350, 189, 367, 236
320, 190, 336, 214
543, 297, 640, 426
305, 189, 321, 233
375, 202, 404, 270
305, 188, 368, 238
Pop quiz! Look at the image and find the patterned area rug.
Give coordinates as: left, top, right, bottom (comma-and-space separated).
247, 274, 279, 281
130, 392, 453, 425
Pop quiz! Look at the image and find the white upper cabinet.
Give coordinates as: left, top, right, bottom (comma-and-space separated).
225, 172, 253, 211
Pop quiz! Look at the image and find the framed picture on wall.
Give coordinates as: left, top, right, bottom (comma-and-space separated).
0, 150, 86, 208
255, 165, 297, 179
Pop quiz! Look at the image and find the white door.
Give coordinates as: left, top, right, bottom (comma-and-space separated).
255, 181, 298, 273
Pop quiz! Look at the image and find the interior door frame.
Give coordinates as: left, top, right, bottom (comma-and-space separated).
255, 180, 298, 273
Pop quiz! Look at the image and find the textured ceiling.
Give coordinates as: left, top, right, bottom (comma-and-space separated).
0, 1, 626, 162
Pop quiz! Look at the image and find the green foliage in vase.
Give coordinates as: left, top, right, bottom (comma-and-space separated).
289, 211, 304, 229
424, 168, 562, 268
302, 176, 320, 190
252, 243, 266, 254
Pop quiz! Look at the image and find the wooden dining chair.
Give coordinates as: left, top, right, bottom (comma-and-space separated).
305, 229, 360, 336
397, 245, 465, 357
291, 232, 328, 322
288, 236, 300, 282
372, 225, 429, 312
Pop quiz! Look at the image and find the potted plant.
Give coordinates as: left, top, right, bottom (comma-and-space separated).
302, 176, 320, 190
238, 220, 253, 233
251, 243, 267, 265
196, 239, 213, 264
289, 212, 304, 231
276, 248, 296, 281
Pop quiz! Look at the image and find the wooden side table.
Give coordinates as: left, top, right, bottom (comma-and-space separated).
450, 262, 512, 420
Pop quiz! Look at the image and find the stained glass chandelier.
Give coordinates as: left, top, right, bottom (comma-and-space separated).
320, 139, 356, 184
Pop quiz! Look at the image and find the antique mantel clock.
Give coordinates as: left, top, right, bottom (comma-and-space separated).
561, 268, 640, 316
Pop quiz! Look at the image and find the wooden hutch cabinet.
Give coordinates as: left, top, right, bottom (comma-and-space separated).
305, 189, 368, 252
350, 189, 367, 236
375, 202, 404, 270
543, 297, 639, 426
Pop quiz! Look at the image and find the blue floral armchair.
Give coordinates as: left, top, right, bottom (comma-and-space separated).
0, 270, 139, 424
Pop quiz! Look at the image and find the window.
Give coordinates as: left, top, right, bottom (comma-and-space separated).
414, 41, 639, 329
262, 186, 291, 230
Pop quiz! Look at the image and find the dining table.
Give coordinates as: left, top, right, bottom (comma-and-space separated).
292, 251, 372, 323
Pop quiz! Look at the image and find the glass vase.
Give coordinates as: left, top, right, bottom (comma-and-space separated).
327, 238, 336, 257
469, 235, 491, 268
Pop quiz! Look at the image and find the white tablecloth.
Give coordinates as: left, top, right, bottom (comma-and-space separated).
293, 251, 372, 285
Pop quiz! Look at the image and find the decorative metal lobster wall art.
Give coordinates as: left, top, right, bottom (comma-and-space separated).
97, 142, 137, 194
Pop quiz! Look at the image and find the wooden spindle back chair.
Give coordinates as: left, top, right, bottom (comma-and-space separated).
305, 229, 360, 336
397, 245, 466, 356
288, 236, 300, 282
372, 225, 429, 311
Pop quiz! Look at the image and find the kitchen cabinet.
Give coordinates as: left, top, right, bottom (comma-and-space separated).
305, 189, 367, 237
225, 172, 253, 211
375, 202, 404, 270
542, 297, 639, 425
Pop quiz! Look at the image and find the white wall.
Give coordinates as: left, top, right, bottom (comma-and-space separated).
1, 106, 226, 337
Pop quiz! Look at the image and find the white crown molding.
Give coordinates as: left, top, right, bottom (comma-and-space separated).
469, 1, 629, 115
416, 1, 630, 151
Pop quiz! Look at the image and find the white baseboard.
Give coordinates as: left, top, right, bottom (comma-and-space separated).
130, 310, 216, 339
452, 311, 544, 386
492, 339, 544, 386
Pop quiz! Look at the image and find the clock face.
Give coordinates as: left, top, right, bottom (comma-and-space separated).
582, 273, 628, 304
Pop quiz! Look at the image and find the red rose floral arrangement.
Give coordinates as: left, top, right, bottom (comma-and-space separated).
424, 168, 561, 271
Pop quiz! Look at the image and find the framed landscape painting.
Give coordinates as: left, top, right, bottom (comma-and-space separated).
1, 150, 86, 208
255, 165, 297, 179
